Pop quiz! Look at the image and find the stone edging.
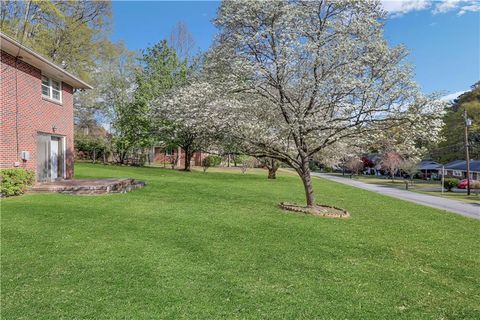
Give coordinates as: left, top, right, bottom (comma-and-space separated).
279, 202, 350, 218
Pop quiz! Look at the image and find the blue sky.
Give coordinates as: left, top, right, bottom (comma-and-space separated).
111, 1, 479, 98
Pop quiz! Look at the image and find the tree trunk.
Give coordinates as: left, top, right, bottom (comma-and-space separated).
118, 151, 126, 164
301, 170, 316, 207
297, 159, 316, 207
184, 148, 193, 171
265, 158, 279, 179
268, 167, 277, 179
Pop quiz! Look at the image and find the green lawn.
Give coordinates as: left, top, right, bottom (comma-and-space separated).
330, 173, 480, 204
2, 163, 480, 319
415, 190, 480, 204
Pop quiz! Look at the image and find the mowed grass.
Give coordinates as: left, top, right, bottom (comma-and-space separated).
340, 174, 480, 204
2, 163, 480, 319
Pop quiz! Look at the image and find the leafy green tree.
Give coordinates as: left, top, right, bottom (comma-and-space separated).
136, 36, 204, 169
74, 132, 108, 162
135, 40, 188, 104
1, 0, 115, 141
434, 82, 480, 162
112, 99, 154, 165
74, 43, 151, 164
0, 0, 112, 82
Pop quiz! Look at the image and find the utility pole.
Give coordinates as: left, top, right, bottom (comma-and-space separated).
464, 109, 472, 196
441, 165, 445, 196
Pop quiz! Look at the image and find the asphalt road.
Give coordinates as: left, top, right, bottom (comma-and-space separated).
313, 173, 480, 220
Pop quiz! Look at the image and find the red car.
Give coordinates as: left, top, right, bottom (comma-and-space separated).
457, 179, 478, 189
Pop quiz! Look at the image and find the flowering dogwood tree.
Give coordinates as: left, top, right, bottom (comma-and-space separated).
380, 151, 403, 181
345, 157, 364, 177
209, 0, 444, 207
155, 81, 230, 171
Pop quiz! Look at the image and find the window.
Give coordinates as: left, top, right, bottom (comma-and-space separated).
41, 76, 50, 96
41, 75, 62, 102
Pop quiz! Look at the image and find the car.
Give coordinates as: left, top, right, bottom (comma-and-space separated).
457, 179, 479, 189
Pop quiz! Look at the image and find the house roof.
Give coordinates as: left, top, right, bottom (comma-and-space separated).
0, 32, 92, 89
418, 160, 442, 170
445, 160, 480, 172
363, 153, 381, 163
443, 159, 464, 168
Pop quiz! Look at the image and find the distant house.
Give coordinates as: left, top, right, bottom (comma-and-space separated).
0, 32, 92, 181
417, 160, 442, 179
362, 154, 382, 175
151, 146, 205, 168
444, 160, 480, 180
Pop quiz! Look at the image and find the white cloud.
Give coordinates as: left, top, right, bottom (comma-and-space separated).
440, 90, 466, 102
458, 3, 480, 15
381, 0, 480, 16
381, 0, 431, 17
433, 0, 461, 14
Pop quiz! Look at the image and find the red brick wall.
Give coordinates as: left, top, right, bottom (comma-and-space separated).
153, 147, 204, 167
1, 50, 74, 180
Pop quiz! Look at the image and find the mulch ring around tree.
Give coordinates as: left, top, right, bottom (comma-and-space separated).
279, 202, 350, 218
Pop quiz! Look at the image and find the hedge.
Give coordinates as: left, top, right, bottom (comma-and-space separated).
0, 169, 35, 197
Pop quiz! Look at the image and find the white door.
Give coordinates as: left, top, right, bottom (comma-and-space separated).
50, 139, 58, 180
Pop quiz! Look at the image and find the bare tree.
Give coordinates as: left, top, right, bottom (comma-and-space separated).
169, 21, 195, 61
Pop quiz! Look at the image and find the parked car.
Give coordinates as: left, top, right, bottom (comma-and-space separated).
457, 179, 479, 189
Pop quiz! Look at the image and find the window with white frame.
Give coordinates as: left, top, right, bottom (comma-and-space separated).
41, 75, 62, 102
453, 170, 462, 176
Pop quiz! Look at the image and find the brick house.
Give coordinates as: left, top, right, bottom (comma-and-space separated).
1, 32, 92, 181
152, 146, 204, 168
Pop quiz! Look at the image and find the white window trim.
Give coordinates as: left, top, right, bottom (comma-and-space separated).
452, 170, 462, 177
41, 74, 62, 103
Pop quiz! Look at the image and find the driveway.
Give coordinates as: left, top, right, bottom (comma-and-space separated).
312, 173, 480, 220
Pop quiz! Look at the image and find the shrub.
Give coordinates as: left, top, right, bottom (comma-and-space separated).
74, 134, 108, 161
309, 160, 320, 172
471, 181, 480, 189
443, 177, 459, 192
202, 155, 222, 172
0, 169, 35, 197
234, 155, 250, 166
